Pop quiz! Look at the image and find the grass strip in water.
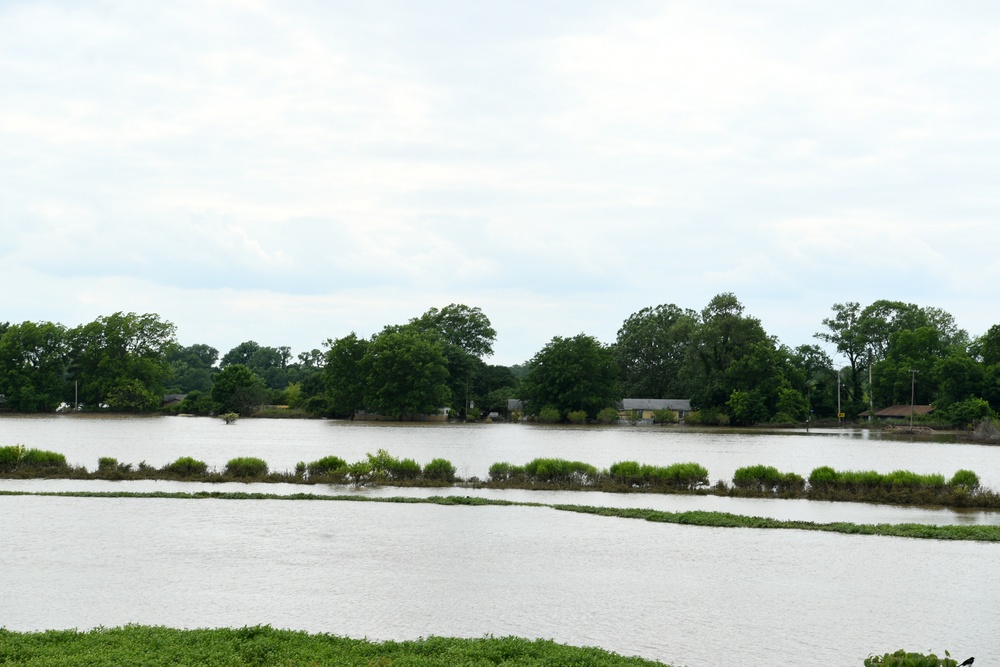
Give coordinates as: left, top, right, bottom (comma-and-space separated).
0, 625, 671, 667
4, 489, 999, 542
550, 504, 1000, 542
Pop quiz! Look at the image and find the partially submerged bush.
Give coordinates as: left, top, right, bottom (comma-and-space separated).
948, 469, 980, 491
98, 457, 119, 472
18, 448, 69, 470
224, 457, 268, 478
523, 458, 598, 485
652, 409, 678, 424
865, 649, 960, 666
163, 456, 209, 477
733, 465, 804, 493
537, 407, 561, 424
307, 455, 347, 479
609, 461, 708, 489
596, 407, 619, 424
566, 410, 588, 424
0, 444, 27, 471
488, 461, 525, 483
423, 458, 456, 483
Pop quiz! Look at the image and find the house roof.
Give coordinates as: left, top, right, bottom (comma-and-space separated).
621, 398, 691, 412
859, 404, 935, 418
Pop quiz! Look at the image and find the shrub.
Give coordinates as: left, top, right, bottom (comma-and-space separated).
663, 462, 710, 489
652, 409, 678, 424
566, 410, 588, 424
596, 407, 619, 424
808, 466, 839, 489
306, 456, 347, 478
19, 448, 68, 469
366, 449, 399, 480
733, 465, 781, 490
163, 456, 209, 476
98, 457, 118, 472
537, 407, 561, 424
0, 444, 26, 471
864, 649, 959, 666
949, 469, 980, 491
523, 458, 598, 485
224, 457, 268, 478
346, 460, 372, 486
389, 457, 422, 480
944, 397, 993, 427
220, 412, 239, 425
609, 460, 644, 486
423, 458, 456, 483
509, 410, 524, 422
488, 461, 524, 483
465, 408, 481, 422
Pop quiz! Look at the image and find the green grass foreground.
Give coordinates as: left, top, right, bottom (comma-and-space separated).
5, 490, 1000, 542
0, 625, 671, 667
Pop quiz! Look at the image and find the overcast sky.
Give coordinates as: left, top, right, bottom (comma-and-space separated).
3, 1, 999, 366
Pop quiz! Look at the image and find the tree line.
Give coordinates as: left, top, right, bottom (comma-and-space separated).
2, 295, 999, 425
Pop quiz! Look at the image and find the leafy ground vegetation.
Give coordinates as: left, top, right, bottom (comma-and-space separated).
0, 626, 671, 667
3, 491, 1000, 543
3, 445, 998, 509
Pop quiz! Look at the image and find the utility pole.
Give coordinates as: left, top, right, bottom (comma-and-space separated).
837, 368, 842, 426
909, 369, 918, 431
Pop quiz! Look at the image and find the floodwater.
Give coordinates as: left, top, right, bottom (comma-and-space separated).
2, 415, 999, 666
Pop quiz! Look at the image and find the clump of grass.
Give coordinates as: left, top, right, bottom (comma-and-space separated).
16, 448, 69, 470
224, 457, 268, 478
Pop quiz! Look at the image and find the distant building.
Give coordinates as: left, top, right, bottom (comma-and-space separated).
857, 405, 935, 420
620, 398, 691, 422
162, 394, 187, 407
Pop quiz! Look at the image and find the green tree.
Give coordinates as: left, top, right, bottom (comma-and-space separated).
520, 333, 618, 419
688, 293, 772, 411
815, 302, 867, 408
211, 364, 269, 415
409, 304, 497, 357
65, 312, 176, 410
0, 321, 68, 412
615, 303, 698, 398
165, 343, 219, 393
871, 327, 945, 407
363, 329, 451, 419
324, 333, 370, 418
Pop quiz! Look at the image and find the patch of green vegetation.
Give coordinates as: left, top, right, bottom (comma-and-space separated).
0, 625, 671, 667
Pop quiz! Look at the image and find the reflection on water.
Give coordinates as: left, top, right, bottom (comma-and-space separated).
1, 494, 998, 667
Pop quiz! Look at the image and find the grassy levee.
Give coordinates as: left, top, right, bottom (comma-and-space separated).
4, 490, 1000, 542
0, 626, 671, 667
551, 504, 1000, 542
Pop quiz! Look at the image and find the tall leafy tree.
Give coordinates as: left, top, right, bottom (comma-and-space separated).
688, 293, 771, 411
519, 333, 618, 418
409, 304, 497, 358
0, 321, 68, 412
615, 303, 698, 398
66, 312, 176, 411
324, 333, 370, 418
165, 343, 219, 393
211, 364, 269, 415
363, 329, 451, 419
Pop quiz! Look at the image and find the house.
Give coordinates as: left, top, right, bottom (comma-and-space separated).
857, 405, 935, 420
620, 398, 692, 423
162, 394, 187, 408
